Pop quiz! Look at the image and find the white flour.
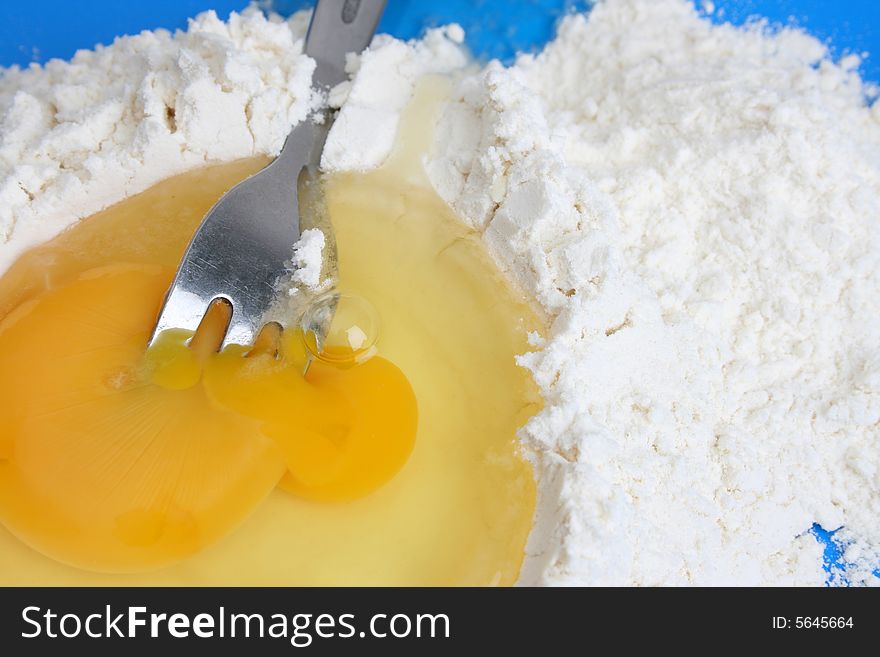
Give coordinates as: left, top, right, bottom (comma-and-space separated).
0, 8, 462, 273
288, 228, 326, 293
0, 9, 318, 271
427, 0, 880, 585
1, 0, 878, 585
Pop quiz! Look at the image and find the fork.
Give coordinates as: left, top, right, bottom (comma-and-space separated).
148, 0, 386, 350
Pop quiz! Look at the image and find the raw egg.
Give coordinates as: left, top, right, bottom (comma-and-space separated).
0, 81, 540, 585
0, 263, 416, 572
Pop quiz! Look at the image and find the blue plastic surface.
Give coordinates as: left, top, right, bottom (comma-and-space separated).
0, 1, 878, 583
1, 1, 878, 80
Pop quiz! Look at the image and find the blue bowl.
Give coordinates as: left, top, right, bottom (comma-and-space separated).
0, 1, 878, 81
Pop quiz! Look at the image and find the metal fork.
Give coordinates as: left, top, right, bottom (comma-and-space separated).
148, 0, 386, 350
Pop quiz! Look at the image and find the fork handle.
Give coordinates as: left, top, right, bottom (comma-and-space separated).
276, 0, 386, 171
305, 0, 387, 89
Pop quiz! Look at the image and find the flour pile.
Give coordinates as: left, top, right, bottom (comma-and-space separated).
427, 0, 880, 586
1, 0, 878, 585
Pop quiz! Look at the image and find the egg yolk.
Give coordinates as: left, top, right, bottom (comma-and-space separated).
0, 263, 417, 573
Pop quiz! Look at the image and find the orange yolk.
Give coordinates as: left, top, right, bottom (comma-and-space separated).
0, 263, 417, 573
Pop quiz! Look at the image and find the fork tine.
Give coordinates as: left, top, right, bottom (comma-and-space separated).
220, 306, 261, 351
148, 286, 213, 347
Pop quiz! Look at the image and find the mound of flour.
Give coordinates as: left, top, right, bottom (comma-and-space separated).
427, 0, 880, 585
1, 0, 878, 585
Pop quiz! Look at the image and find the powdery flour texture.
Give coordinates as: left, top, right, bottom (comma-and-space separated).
1, 0, 879, 585
427, 0, 880, 585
